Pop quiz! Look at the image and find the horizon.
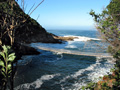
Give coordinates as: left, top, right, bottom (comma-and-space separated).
16, 0, 110, 30
44, 25, 97, 31
46, 28, 97, 31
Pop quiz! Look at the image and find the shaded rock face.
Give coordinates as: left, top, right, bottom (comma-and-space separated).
15, 19, 60, 44
13, 8, 60, 44
13, 43, 40, 60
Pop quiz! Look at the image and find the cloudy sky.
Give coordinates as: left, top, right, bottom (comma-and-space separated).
16, 0, 110, 30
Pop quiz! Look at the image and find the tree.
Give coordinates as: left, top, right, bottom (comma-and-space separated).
0, 0, 44, 46
90, 0, 120, 89
0, 0, 26, 46
0, 0, 44, 89
90, 0, 120, 57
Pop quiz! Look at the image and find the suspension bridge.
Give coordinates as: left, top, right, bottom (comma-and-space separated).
36, 46, 113, 58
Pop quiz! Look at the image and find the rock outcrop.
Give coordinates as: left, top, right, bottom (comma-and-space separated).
15, 20, 61, 44
51, 33, 78, 41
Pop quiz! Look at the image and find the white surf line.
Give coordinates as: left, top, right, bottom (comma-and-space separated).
36, 46, 113, 58
14, 74, 61, 89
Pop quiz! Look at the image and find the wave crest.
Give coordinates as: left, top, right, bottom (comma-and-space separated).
64, 35, 100, 42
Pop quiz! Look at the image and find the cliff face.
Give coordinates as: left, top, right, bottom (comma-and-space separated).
0, 0, 60, 46
15, 17, 60, 43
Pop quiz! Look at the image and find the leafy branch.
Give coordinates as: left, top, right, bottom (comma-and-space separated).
0, 45, 16, 90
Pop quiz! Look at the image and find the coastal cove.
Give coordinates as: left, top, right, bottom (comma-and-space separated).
1, 0, 119, 89
14, 30, 115, 90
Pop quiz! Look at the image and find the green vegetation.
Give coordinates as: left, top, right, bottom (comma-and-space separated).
0, 0, 43, 89
81, 82, 97, 90
90, 0, 120, 56
0, 45, 16, 90
0, 0, 27, 46
81, 0, 120, 89
0, 0, 45, 46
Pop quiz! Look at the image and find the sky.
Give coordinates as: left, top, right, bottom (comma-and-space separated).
16, 0, 110, 30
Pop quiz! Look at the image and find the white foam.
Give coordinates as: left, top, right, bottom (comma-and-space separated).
58, 57, 114, 90
30, 35, 101, 53
64, 35, 100, 42
65, 45, 77, 49
14, 56, 114, 90
14, 74, 61, 90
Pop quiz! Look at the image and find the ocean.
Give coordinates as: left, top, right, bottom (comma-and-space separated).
14, 30, 115, 90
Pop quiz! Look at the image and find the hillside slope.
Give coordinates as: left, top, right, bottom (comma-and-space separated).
0, 0, 61, 59
0, 0, 60, 45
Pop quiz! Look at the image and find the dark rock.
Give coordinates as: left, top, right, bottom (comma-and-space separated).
13, 43, 40, 60
15, 19, 61, 44
53, 36, 78, 41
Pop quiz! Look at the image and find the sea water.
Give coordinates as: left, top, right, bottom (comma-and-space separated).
14, 30, 115, 90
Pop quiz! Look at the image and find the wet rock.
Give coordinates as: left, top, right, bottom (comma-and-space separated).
52, 35, 78, 41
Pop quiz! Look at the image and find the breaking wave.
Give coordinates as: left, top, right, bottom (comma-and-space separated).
64, 35, 101, 42
14, 56, 114, 90
14, 74, 61, 90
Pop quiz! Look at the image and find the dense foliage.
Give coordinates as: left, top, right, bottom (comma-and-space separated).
82, 0, 120, 89
0, 45, 16, 90
0, 0, 25, 46
90, 0, 120, 57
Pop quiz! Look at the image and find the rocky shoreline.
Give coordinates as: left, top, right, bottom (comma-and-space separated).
15, 35, 79, 60
51, 33, 78, 41
53, 36, 78, 41
15, 34, 78, 59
